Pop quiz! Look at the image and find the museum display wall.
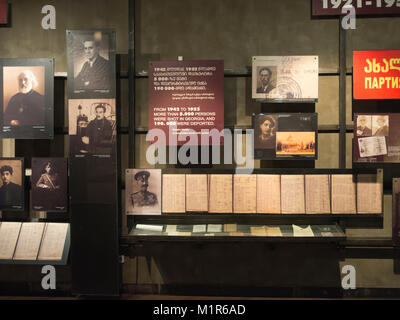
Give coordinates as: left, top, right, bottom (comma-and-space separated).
0, 0, 400, 296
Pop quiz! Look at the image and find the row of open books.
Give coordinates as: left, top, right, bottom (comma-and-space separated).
126, 173, 383, 215
0, 222, 69, 261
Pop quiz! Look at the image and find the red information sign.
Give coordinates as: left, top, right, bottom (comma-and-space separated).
0, 0, 7, 25
148, 60, 224, 145
312, 0, 400, 16
353, 50, 400, 100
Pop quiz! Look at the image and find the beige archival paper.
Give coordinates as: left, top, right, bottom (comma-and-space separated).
38, 223, 69, 261
162, 174, 186, 213
186, 174, 208, 212
0, 222, 21, 260
13, 223, 45, 260
233, 175, 257, 213
281, 175, 305, 214
357, 174, 383, 214
208, 174, 233, 213
257, 175, 281, 213
331, 174, 357, 214
305, 175, 331, 214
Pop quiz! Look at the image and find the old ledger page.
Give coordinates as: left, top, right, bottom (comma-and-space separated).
357, 174, 383, 214
331, 174, 357, 214
162, 174, 186, 213
38, 223, 69, 261
281, 175, 305, 214
257, 175, 281, 213
13, 223, 45, 261
186, 174, 208, 212
305, 175, 331, 214
0, 222, 22, 260
233, 175, 257, 213
208, 175, 233, 213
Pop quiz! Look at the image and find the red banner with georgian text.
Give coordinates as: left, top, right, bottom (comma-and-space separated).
353, 50, 400, 100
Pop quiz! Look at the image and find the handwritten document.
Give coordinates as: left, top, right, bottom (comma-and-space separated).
233, 175, 257, 213
208, 174, 233, 213
331, 174, 357, 214
0, 222, 21, 260
357, 174, 383, 214
281, 175, 305, 214
305, 175, 331, 214
162, 174, 186, 213
257, 175, 281, 213
186, 174, 208, 212
292, 225, 314, 237
13, 223, 45, 261
38, 223, 69, 261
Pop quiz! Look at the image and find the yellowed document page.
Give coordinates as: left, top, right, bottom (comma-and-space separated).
281, 175, 305, 214
257, 175, 281, 214
38, 223, 69, 261
208, 174, 233, 213
233, 175, 257, 213
357, 174, 383, 214
162, 174, 186, 213
305, 174, 331, 214
13, 223, 45, 261
0, 222, 21, 260
186, 174, 208, 212
331, 174, 357, 214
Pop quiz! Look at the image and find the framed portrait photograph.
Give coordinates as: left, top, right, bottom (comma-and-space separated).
66, 29, 116, 98
68, 98, 116, 158
0, 158, 24, 211
31, 158, 68, 212
0, 59, 54, 139
253, 113, 318, 160
125, 169, 161, 215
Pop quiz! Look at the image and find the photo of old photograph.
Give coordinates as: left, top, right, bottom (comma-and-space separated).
356, 115, 372, 136
125, 169, 161, 215
254, 114, 277, 150
256, 66, 277, 96
0, 158, 24, 210
69, 98, 116, 157
276, 132, 316, 156
372, 115, 389, 136
31, 158, 68, 212
67, 30, 116, 98
0, 59, 53, 139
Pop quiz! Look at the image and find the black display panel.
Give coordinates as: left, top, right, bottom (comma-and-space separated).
0, 59, 54, 139
0, 157, 24, 211
31, 157, 68, 212
66, 29, 116, 99
252, 113, 318, 160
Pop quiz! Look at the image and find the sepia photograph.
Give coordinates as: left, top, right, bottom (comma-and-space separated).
67, 30, 116, 97
3, 66, 45, 127
0, 158, 23, 210
254, 114, 277, 150
256, 66, 277, 95
356, 115, 372, 136
125, 169, 161, 215
372, 115, 389, 136
31, 158, 68, 212
276, 132, 316, 155
68, 98, 116, 157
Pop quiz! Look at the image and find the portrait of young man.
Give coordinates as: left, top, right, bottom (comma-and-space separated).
0, 159, 23, 210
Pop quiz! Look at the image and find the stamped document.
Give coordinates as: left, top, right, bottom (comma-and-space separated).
281, 175, 305, 214
38, 223, 69, 261
357, 174, 383, 214
0, 222, 21, 260
162, 174, 186, 213
358, 136, 387, 158
305, 175, 331, 214
257, 175, 281, 213
13, 223, 45, 261
331, 174, 357, 214
208, 175, 233, 213
186, 174, 208, 212
233, 175, 257, 213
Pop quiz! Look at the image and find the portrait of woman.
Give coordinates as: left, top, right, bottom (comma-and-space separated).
254, 114, 277, 150
36, 161, 60, 190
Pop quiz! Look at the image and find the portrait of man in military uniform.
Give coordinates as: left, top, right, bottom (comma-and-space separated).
125, 169, 161, 215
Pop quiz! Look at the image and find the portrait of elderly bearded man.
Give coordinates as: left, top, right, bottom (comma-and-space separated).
4, 70, 45, 126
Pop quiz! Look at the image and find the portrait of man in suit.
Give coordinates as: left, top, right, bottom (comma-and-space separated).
356, 115, 372, 137
256, 66, 276, 95
373, 115, 389, 136
0, 164, 22, 209
74, 35, 110, 91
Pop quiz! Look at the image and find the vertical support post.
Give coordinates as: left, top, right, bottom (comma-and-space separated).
129, 0, 136, 169
339, 19, 347, 169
